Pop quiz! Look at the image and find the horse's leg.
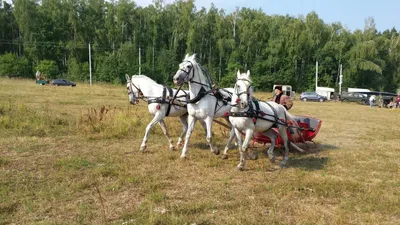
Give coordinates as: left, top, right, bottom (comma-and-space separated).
204, 116, 219, 155
242, 128, 255, 161
263, 129, 277, 163
222, 118, 236, 159
222, 127, 236, 159
140, 113, 163, 151
198, 119, 207, 137
278, 125, 290, 168
177, 114, 188, 148
158, 119, 175, 151
180, 115, 197, 158
234, 127, 246, 170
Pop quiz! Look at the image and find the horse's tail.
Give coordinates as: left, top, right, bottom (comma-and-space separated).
283, 108, 301, 142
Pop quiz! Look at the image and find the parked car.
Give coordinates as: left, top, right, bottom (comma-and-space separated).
340, 91, 367, 104
52, 79, 76, 87
300, 92, 327, 102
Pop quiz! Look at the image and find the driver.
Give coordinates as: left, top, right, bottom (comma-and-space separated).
272, 85, 293, 110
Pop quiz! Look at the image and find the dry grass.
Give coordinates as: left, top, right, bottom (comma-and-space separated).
1, 78, 400, 225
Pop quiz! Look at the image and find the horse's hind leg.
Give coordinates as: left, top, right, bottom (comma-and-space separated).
278, 125, 290, 168
158, 119, 175, 151
234, 128, 246, 170
222, 127, 236, 159
198, 119, 207, 137
204, 116, 219, 155
180, 115, 197, 158
263, 129, 277, 163
222, 118, 236, 159
177, 114, 188, 148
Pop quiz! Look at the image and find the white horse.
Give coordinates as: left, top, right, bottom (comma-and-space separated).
126, 74, 206, 151
172, 54, 237, 158
229, 70, 300, 170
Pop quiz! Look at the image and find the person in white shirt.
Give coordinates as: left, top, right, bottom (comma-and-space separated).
369, 95, 376, 107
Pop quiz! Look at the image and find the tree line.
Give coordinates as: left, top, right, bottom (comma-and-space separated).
1, 0, 399, 92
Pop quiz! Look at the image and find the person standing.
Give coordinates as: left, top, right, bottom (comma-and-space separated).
396, 94, 400, 108
369, 95, 376, 107
272, 86, 293, 110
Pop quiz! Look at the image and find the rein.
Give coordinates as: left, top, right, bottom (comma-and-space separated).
128, 80, 188, 116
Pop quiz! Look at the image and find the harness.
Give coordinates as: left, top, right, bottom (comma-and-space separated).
129, 82, 188, 117
228, 99, 310, 132
176, 61, 232, 114
229, 100, 261, 125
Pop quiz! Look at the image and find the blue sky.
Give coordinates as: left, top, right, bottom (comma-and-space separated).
136, 0, 399, 32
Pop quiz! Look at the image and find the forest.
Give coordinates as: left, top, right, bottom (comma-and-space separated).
1, 0, 399, 92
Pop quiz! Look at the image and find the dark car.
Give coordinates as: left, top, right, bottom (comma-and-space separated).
300, 92, 327, 102
52, 79, 76, 87
341, 91, 367, 104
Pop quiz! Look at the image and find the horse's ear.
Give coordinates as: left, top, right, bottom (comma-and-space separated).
191, 53, 196, 61
125, 74, 130, 82
237, 70, 241, 77
247, 70, 250, 76
184, 53, 190, 60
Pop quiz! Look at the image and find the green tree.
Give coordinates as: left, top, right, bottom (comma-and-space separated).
35, 60, 60, 79
0, 53, 30, 77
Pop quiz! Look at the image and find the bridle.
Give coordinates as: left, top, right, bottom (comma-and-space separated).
127, 80, 142, 103
234, 78, 252, 106
177, 61, 214, 89
178, 61, 195, 83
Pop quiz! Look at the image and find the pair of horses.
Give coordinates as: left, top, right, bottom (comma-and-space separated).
126, 54, 299, 170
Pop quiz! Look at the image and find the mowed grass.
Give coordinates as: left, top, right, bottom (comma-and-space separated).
1, 78, 400, 225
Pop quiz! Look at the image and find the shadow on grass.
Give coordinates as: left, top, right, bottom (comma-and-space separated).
289, 156, 329, 171
191, 142, 211, 150
257, 142, 337, 171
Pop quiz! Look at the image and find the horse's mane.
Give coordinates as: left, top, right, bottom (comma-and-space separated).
132, 75, 159, 85
183, 53, 216, 87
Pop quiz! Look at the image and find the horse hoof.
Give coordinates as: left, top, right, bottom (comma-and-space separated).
222, 154, 228, 160
280, 161, 287, 168
213, 148, 220, 155
269, 156, 276, 163
236, 165, 244, 171
139, 146, 147, 151
180, 155, 187, 159
169, 146, 175, 151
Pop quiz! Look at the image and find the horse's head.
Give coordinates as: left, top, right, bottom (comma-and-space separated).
125, 74, 140, 105
233, 70, 253, 109
173, 54, 196, 86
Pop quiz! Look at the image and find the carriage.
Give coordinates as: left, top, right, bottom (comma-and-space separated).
214, 114, 322, 153
251, 115, 322, 152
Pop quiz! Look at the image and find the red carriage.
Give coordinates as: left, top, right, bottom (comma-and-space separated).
251, 115, 322, 152
215, 115, 322, 153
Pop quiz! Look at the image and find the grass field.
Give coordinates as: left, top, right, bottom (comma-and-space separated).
1, 78, 400, 225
